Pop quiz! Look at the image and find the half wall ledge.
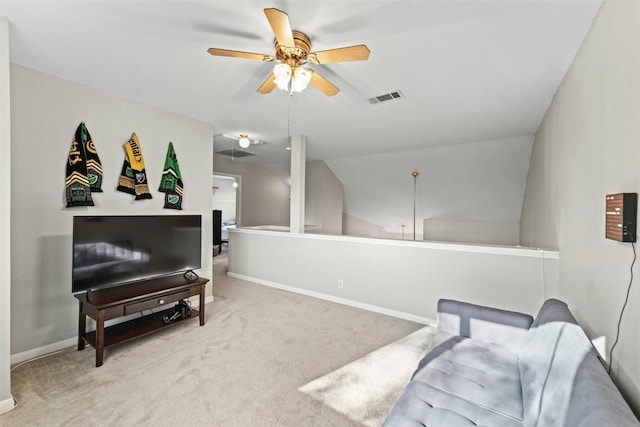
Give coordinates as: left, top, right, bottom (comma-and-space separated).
227, 228, 559, 320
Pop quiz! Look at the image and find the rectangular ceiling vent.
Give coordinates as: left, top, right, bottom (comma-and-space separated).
368, 90, 405, 105
216, 148, 256, 158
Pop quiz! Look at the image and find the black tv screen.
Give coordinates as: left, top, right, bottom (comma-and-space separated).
72, 215, 202, 294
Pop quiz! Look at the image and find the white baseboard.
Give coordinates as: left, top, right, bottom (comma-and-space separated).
10, 296, 215, 365
227, 272, 436, 326
11, 337, 77, 365
0, 396, 15, 415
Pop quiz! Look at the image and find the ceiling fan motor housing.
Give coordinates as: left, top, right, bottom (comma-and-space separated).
275, 31, 311, 67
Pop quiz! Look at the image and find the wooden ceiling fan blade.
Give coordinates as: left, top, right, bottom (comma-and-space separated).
310, 71, 339, 96
264, 8, 295, 47
310, 45, 370, 64
257, 74, 277, 94
207, 48, 273, 62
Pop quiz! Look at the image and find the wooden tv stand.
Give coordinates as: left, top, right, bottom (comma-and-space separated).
75, 274, 209, 367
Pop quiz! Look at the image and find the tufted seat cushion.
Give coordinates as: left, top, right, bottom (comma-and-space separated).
384, 333, 524, 426
382, 380, 523, 427
411, 334, 524, 421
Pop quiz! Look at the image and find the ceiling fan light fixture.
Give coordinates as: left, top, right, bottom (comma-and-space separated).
291, 67, 312, 93
273, 63, 312, 93
238, 134, 251, 148
274, 63, 292, 90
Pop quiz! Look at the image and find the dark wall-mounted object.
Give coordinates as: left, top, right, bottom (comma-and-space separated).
213, 210, 222, 246
606, 193, 637, 242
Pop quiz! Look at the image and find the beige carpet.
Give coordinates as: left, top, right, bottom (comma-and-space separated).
2, 253, 435, 426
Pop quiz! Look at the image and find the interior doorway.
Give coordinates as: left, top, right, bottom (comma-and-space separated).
212, 173, 240, 255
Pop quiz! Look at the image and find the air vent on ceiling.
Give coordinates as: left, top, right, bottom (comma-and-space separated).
368, 90, 405, 105
216, 148, 256, 158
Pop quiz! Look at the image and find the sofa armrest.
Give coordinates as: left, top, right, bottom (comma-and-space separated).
437, 299, 534, 350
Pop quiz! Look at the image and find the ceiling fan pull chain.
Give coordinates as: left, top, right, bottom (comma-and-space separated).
287, 91, 292, 146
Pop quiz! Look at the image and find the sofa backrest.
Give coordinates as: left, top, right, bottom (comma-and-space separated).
519, 299, 639, 427
519, 299, 592, 426
437, 298, 533, 353
529, 298, 577, 328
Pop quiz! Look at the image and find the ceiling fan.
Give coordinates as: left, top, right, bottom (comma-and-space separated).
207, 8, 370, 96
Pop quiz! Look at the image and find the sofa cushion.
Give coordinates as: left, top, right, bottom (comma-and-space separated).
382, 380, 523, 427
411, 333, 524, 421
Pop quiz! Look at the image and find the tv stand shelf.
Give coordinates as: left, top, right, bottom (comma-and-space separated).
75, 274, 209, 367
83, 307, 200, 349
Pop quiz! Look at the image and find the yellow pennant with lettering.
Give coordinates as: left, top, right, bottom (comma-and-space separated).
117, 133, 152, 200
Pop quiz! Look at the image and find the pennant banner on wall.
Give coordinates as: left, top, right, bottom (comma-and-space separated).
65, 122, 103, 207
158, 142, 184, 210
116, 133, 152, 200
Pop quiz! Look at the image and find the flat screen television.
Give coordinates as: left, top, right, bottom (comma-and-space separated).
72, 215, 202, 294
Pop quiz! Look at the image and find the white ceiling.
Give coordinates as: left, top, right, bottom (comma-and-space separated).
1, 0, 602, 167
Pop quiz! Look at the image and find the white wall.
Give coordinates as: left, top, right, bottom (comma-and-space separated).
424, 219, 520, 246
215, 158, 344, 234
326, 135, 534, 239
343, 213, 386, 238
213, 156, 289, 227
305, 160, 343, 235
228, 229, 558, 322
10, 65, 213, 356
520, 0, 640, 414
0, 15, 13, 415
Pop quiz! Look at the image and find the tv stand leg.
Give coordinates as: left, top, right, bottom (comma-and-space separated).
199, 285, 205, 326
77, 301, 86, 351
95, 310, 105, 367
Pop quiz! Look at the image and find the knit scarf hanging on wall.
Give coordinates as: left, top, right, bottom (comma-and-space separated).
65, 122, 103, 207
116, 132, 152, 200
158, 142, 184, 210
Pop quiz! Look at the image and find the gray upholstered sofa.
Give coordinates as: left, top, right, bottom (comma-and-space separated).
383, 299, 639, 426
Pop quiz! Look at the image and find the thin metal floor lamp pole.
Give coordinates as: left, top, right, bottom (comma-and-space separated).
412, 171, 419, 240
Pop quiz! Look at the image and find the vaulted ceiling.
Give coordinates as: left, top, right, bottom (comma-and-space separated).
1, 0, 603, 235
1, 0, 601, 165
